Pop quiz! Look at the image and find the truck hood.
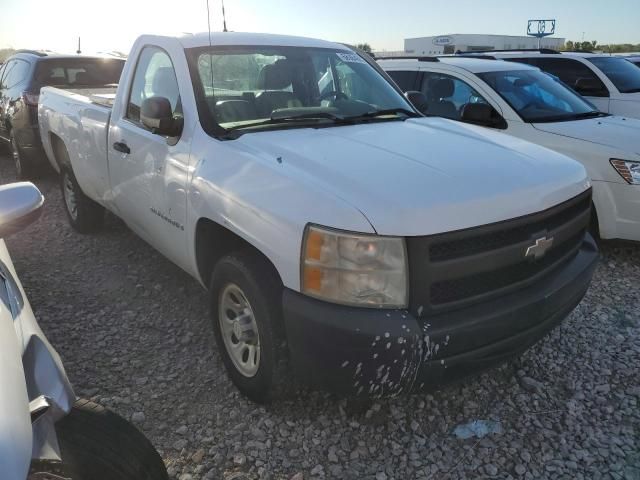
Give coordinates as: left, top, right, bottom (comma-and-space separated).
237, 118, 589, 236
533, 116, 640, 154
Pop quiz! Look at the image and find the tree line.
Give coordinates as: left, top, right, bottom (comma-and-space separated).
562, 40, 640, 53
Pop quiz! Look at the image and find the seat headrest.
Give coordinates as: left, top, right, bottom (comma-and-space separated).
432, 78, 454, 99
257, 59, 293, 90
152, 67, 178, 99
74, 71, 92, 84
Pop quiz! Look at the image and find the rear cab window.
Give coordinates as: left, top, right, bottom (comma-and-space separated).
32, 58, 125, 90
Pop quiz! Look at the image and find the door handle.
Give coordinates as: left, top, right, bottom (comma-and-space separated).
113, 141, 130, 154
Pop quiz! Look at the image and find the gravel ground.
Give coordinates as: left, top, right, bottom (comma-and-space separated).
2, 154, 639, 480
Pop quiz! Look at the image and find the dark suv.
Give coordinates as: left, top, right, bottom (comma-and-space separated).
0, 51, 125, 178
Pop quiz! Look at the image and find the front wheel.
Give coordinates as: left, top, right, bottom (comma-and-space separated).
210, 252, 291, 403
60, 168, 105, 233
54, 399, 168, 480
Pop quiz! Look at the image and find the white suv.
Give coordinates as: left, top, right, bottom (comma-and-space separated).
379, 56, 640, 242
488, 51, 640, 119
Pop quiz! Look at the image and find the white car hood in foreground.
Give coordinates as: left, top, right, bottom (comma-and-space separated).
533, 116, 640, 154
238, 118, 590, 236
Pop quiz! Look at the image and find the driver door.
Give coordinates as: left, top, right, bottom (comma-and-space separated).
109, 46, 190, 267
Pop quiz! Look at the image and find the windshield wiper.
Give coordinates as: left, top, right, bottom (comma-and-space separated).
620, 88, 640, 93
225, 112, 348, 132
532, 111, 608, 123
345, 108, 421, 121
270, 111, 347, 122
571, 111, 609, 119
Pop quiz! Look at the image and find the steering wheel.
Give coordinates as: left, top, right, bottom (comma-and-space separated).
319, 90, 349, 102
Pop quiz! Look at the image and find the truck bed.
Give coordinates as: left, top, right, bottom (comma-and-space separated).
58, 86, 118, 108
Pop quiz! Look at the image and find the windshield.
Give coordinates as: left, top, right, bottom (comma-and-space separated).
586, 57, 640, 93
478, 69, 602, 123
186, 46, 414, 136
33, 58, 125, 89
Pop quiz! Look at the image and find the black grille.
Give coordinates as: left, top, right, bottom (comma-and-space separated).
429, 193, 591, 261
407, 189, 592, 313
430, 230, 584, 305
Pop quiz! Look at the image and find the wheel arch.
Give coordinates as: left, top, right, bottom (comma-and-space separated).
48, 132, 70, 171
194, 217, 284, 289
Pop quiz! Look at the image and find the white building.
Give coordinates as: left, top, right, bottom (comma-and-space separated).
403, 34, 565, 56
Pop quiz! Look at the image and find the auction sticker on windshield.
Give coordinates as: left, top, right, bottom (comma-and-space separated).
337, 52, 367, 64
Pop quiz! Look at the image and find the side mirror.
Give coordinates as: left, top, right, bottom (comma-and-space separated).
460, 103, 506, 129
574, 78, 606, 96
404, 91, 429, 115
141, 97, 183, 137
0, 182, 44, 238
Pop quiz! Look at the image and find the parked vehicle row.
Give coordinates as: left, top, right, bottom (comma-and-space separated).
0, 51, 125, 178
379, 55, 640, 242
37, 32, 598, 402
486, 51, 640, 119
0, 183, 167, 479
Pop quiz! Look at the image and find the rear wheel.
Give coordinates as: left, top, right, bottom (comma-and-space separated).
54, 399, 168, 480
11, 131, 37, 180
210, 251, 291, 403
61, 167, 105, 233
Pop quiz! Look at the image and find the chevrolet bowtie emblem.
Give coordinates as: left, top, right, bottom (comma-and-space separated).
525, 236, 554, 260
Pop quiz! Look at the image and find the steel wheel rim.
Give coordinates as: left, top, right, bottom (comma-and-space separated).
218, 283, 260, 378
63, 173, 78, 221
11, 137, 21, 178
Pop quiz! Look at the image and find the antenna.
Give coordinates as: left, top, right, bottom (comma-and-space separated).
77, 37, 81, 54
221, 0, 228, 32
206, 0, 214, 106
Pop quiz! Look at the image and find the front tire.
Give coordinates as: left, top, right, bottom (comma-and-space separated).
55, 399, 168, 480
61, 167, 105, 233
210, 252, 291, 403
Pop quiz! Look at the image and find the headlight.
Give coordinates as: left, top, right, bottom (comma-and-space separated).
301, 225, 408, 308
610, 159, 640, 185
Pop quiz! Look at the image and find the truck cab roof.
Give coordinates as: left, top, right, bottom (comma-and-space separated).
143, 31, 351, 51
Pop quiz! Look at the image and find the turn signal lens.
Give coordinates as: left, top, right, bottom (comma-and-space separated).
610, 159, 640, 185
301, 225, 408, 308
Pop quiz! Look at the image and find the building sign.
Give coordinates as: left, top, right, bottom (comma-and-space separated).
432, 36, 454, 46
527, 19, 556, 38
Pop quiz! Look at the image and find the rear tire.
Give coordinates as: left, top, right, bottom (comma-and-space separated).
55, 399, 168, 480
61, 167, 105, 233
11, 131, 37, 180
210, 251, 291, 403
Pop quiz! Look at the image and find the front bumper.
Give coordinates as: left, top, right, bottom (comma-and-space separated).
592, 180, 640, 242
283, 235, 598, 397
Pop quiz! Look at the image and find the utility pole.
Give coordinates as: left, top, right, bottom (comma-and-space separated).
76, 37, 81, 54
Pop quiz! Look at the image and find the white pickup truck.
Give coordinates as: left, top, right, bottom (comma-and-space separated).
39, 32, 598, 402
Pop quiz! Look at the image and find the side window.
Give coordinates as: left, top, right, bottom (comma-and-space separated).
534, 58, 608, 97
0, 62, 7, 88
3, 59, 30, 89
420, 72, 489, 120
386, 71, 419, 92
0, 262, 24, 318
127, 47, 181, 125
0, 275, 10, 315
